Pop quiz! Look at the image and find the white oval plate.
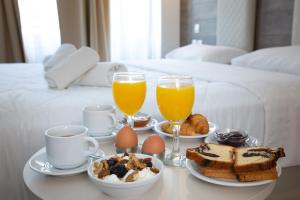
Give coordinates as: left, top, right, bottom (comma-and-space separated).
29, 148, 89, 176
186, 159, 281, 187
154, 121, 218, 139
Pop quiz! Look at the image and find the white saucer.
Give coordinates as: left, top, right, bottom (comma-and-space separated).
89, 131, 116, 143
89, 148, 106, 159
117, 118, 158, 132
29, 148, 90, 176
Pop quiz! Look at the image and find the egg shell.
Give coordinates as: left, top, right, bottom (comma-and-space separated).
115, 126, 138, 148
142, 134, 165, 154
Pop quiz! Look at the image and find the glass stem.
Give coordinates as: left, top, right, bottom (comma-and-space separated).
127, 115, 134, 128
172, 123, 181, 156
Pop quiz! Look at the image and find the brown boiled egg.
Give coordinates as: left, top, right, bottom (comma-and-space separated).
115, 126, 138, 148
142, 134, 165, 154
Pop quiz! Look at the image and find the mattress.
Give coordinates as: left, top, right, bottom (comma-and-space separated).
0, 60, 299, 200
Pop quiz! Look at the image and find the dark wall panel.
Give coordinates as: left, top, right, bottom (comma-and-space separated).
180, 0, 295, 49
255, 0, 294, 49
180, 0, 217, 46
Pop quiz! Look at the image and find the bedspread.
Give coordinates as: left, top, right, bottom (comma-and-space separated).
1, 60, 299, 200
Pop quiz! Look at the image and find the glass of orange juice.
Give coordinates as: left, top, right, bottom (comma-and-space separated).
112, 72, 146, 128
156, 75, 194, 167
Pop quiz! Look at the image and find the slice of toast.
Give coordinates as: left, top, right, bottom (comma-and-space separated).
200, 167, 237, 180
234, 147, 285, 173
186, 143, 234, 169
237, 167, 278, 182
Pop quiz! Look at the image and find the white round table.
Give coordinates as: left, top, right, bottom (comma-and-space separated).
23, 131, 276, 200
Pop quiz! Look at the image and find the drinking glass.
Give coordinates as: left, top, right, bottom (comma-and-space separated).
156, 75, 195, 167
112, 72, 146, 128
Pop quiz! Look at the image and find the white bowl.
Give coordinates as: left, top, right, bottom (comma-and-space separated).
87, 154, 164, 198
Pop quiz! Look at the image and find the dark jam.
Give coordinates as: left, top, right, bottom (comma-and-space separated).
216, 131, 248, 147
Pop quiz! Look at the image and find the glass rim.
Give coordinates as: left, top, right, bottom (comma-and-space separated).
159, 74, 193, 80
113, 72, 145, 77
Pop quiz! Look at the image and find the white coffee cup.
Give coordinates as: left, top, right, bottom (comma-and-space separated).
83, 105, 117, 137
45, 125, 99, 169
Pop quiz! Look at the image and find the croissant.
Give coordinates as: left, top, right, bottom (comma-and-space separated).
161, 113, 209, 136
187, 114, 209, 134
161, 121, 195, 136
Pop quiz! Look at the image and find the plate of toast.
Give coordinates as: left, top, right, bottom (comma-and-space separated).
154, 114, 218, 139
186, 143, 285, 187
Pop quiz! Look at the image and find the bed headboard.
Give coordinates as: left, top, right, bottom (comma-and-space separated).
180, 0, 298, 50
255, 0, 295, 49
292, 0, 300, 45
216, 0, 256, 51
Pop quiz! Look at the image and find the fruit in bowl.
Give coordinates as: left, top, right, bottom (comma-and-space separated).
87, 153, 164, 198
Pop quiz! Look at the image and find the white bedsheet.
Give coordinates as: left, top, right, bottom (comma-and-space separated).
0, 60, 299, 199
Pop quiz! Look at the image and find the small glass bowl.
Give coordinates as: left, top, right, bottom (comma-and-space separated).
215, 128, 248, 147
121, 112, 151, 128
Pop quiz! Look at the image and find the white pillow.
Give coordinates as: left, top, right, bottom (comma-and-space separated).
165, 44, 247, 64
231, 46, 300, 75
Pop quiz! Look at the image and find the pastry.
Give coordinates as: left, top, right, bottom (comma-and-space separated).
187, 114, 209, 134
161, 121, 172, 134
160, 113, 209, 136
180, 122, 195, 136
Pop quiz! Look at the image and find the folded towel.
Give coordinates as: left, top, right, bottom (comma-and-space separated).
42, 55, 52, 66
43, 44, 76, 71
45, 46, 99, 89
76, 62, 128, 87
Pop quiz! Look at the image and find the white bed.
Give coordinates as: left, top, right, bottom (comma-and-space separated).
1, 59, 300, 200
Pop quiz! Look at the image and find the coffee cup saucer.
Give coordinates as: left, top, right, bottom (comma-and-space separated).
88, 131, 117, 143
29, 148, 92, 176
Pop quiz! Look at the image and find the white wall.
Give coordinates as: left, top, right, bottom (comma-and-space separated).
161, 0, 180, 57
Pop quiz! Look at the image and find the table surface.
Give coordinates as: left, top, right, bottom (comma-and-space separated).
23, 131, 276, 200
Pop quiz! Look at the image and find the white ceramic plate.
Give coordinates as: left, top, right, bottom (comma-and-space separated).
89, 131, 116, 143
117, 118, 158, 132
29, 148, 89, 176
88, 148, 106, 159
204, 133, 260, 147
154, 121, 218, 139
186, 159, 281, 187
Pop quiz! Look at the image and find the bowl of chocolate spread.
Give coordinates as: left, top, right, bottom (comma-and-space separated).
215, 129, 248, 147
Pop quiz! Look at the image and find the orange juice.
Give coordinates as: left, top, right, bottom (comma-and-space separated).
156, 83, 194, 121
113, 81, 146, 115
